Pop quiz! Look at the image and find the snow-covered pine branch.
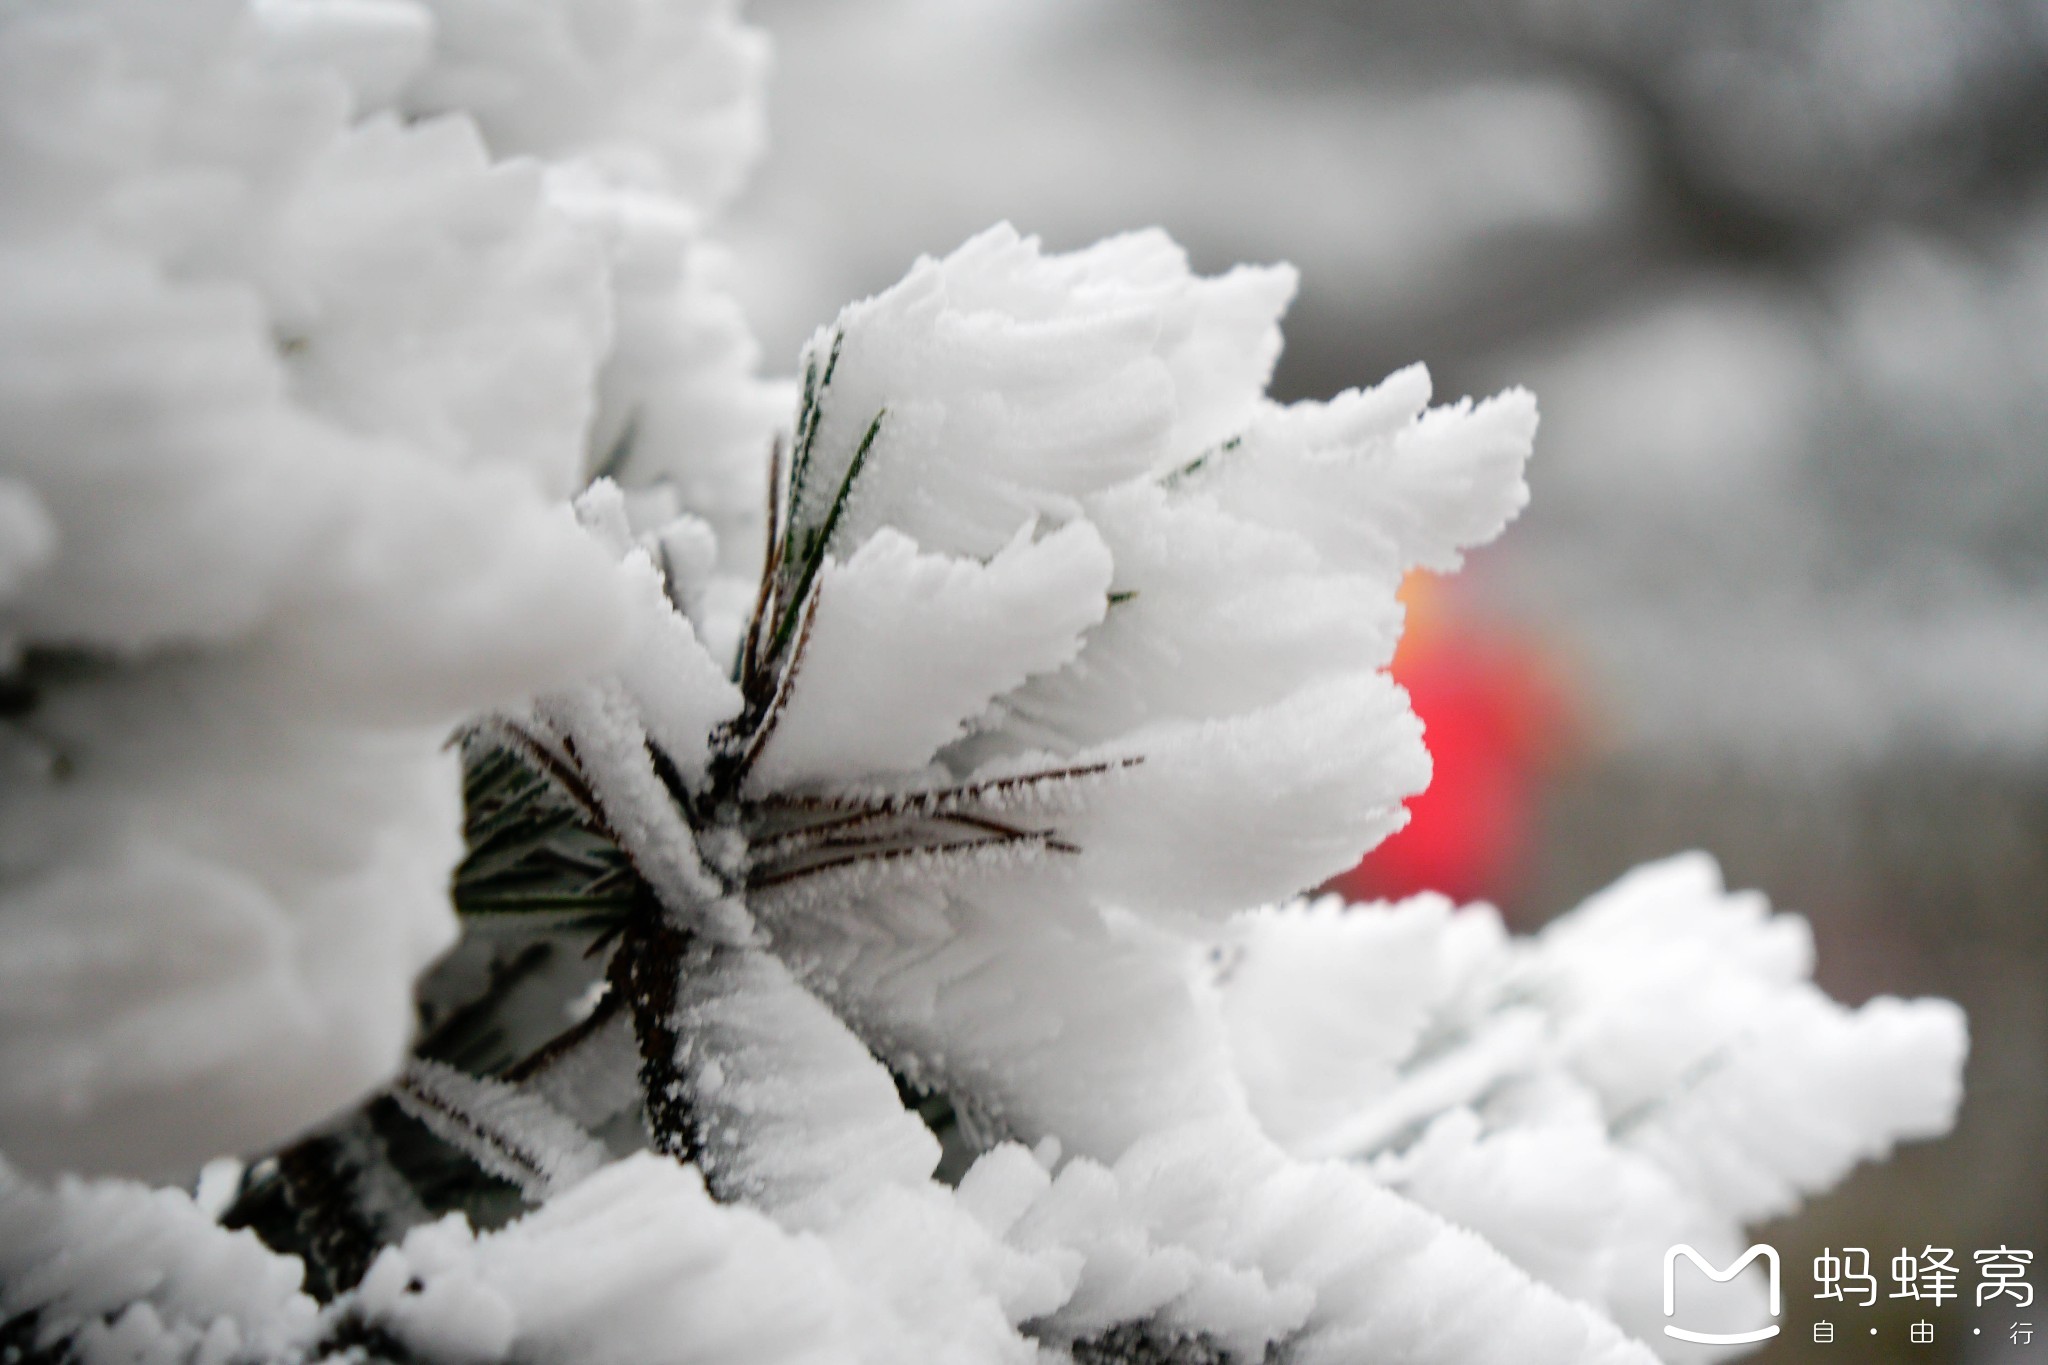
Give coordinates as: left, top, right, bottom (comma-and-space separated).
0, 3, 1966, 1365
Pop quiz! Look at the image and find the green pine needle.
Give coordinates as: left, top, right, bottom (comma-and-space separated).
767, 406, 885, 664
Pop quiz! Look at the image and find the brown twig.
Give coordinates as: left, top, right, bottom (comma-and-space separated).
606, 906, 709, 1170
726, 584, 822, 793
746, 828, 1072, 893
737, 432, 787, 696
754, 756, 1143, 821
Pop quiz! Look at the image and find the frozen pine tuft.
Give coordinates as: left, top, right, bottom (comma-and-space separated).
0, 2, 1966, 1364
0, 0, 669, 1179
1221, 854, 1966, 1349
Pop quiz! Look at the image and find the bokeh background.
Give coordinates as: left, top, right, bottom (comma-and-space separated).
718, 3, 2048, 1359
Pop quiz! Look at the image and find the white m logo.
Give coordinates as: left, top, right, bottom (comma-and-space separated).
1663, 1244, 1782, 1345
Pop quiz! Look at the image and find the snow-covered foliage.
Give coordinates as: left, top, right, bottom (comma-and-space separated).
0, 2, 1967, 1364
0, 0, 671, 1179
1224, 854, 1963, 1350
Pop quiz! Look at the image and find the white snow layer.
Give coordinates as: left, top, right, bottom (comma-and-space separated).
1, 857, 1957, 1365
1224, 854, 1966, 1350
0, 3, 1967, 1365
0, 0, 774, 1177
0, 1160, 320, 1365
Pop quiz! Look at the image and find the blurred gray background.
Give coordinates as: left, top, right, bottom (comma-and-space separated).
719, 4, 2048, 1358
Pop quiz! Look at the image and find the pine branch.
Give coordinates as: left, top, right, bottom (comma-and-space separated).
783, 348, 823, 535
752, 755, 1143, 822
361, 1096, 524, 1232
750, 808, 1077, 874
193, 378, 1125, 1303
782, 329, 844, 541
928, 809, 1081, 851
390, 1061, 606, 1202
765, 407, 884, 666
736, 433, 788, 694
460, 718, 612, 839
745, 827, 1073, 893
452, 728, 641, 930
606, 908, 710, 1173
724, 583, 822, 792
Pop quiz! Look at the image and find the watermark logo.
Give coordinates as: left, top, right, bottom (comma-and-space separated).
1664, 1244, 1782, 1346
